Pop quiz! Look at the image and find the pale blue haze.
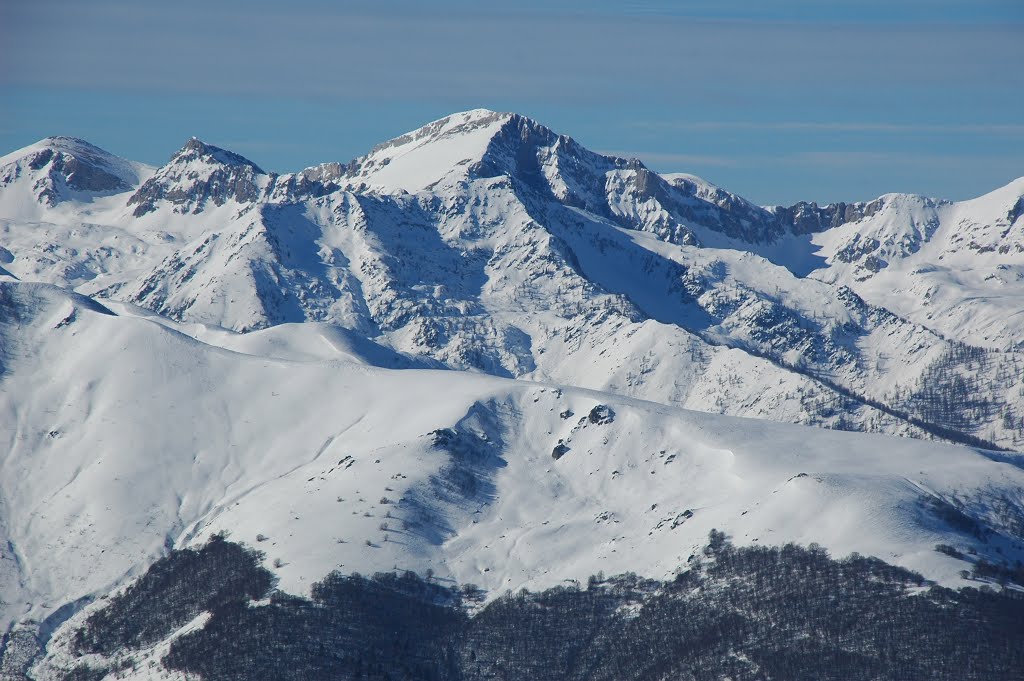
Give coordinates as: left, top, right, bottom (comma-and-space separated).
1, 0, 1021, 204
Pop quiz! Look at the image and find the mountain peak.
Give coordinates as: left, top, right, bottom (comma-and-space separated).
38, 135, 107, 154
182, 136, 210, 153
127, 138, 270, 216
0, 136, 147, 208
447, 107, 506, 122
1, 135, 128, 171
171, 137, 265, 173
332, 110, 516, 192
366, 109, 515, 156
338, 108, 627, 196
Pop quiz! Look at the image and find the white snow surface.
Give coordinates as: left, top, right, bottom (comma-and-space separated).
2, 112, 1024, 640
0, 137, 152, 222
343, 109, 513, 193
808, 177, 1024, 349
0, 281, 1023, 633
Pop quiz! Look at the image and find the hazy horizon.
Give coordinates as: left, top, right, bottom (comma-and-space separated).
2, 0, 1022, 205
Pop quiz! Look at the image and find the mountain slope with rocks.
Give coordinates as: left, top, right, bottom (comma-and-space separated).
1, 280, 1023, 679
5, 110, 1023, 447
2, 109, 1024, 678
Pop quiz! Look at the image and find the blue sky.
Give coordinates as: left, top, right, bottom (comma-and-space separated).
1, 0, 1022, 204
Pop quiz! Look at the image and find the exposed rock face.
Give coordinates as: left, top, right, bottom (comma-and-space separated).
0, 137, 139, 207
127, 137, 271, 216
835, 235, 882, 264
27, 148, 130, 194
0, 624, 42, 681
1007, 196, 1024, 224
587, 404, 615, 425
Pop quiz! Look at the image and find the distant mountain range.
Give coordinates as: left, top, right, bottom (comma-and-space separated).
2, 111, 1023, 679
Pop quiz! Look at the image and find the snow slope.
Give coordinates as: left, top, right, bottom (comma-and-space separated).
2, 114, 1024, 672
339, 109, 513, 193
3, 113, 1024, 454
809, 178, 1024, 350
0, 137, 151, 216
1, 281, 1023, 636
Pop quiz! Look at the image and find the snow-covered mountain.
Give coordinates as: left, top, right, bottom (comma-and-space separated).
2, 280, 1023, 677
807, 178, 1024, 350
4, 112, 1023, 450
0, 137, 149, 213
2, 111, 1024, 677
